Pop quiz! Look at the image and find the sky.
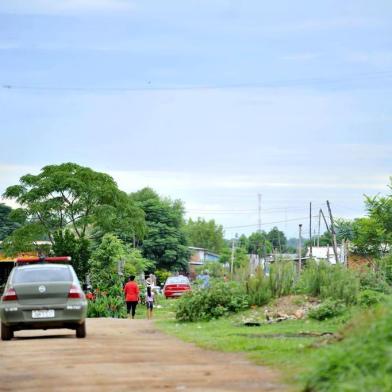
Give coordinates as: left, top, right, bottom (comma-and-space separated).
0, 0, 391, 239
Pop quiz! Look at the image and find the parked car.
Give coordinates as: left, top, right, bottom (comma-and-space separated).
163, 275, 191, 298
0, 258, 87, 341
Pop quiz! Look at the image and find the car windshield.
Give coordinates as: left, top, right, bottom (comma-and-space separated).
166, 276, 189, 284
13, 266, 72, 283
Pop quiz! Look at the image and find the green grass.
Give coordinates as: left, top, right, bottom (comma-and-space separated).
153, 299, 349, 389
303, 301, 392, 392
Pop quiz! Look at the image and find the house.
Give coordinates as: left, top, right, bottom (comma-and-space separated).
188, 246, 220, 277
306, 246, 345, 264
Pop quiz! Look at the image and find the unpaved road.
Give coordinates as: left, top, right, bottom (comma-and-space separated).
0, 318, 286, 391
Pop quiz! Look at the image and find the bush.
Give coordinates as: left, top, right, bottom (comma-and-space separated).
358, 266, 391, 293
244, 261, 295, 306
269, 260, 296, 297
357, 289, 386, 307
196, 261, 226, 278
298, 260, 360, 305
246, 270, 272, 306
175, 281, 248, 322
87, 283, 127, 318
155, 269, 171, 286
308, 299, 346, 321
304, 301, 392, 391
87, 294, 127, 318
378, 254, 392, 285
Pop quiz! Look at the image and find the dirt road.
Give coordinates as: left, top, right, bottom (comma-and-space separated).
0, 318, 285, 391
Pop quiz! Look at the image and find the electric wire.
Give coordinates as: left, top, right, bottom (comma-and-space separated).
2, 70, 391, 92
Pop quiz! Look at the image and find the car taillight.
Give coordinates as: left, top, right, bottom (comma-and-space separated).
2, 288, 18, 301
68, 285, 82, 299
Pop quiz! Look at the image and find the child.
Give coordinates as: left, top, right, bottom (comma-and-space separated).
146, 285, 154, 320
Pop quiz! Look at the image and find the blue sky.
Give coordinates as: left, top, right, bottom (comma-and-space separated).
0, 0, 391, 238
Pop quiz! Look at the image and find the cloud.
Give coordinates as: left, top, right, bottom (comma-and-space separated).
346, 51, 392, 67
0, 163, 387, 237
281, 52, 322, 62
0, 0, 135, 15
107, 169, 390, 194
265, 17, 382, 34
0, 42, 20, 50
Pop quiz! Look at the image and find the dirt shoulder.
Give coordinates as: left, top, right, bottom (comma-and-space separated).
0, 318, 286, 391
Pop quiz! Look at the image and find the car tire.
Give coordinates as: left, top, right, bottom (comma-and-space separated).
76, 322, 86, 338
1, 323, 13, 341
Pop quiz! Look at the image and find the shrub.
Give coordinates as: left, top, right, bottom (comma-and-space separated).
87, 283, 127, 318
197, 261, 226, 278
155, 269, 171, 286
269, 260, 296, 297
87, 294, 127, 318
175, 281, 248, 322
246, 270, 272, 306
357, 289, 386, 307
376, 254, 392, 285
308, 299, 346, 321
358, 266, 391, 293
304, 301, 392, 391
298, 260, 360, 305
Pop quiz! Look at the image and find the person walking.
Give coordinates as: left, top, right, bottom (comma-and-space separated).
124, 275, 140, 319
146, 285, 154, 320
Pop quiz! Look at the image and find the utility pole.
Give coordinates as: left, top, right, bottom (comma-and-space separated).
284, 207, 287, 230
258, 193, 262, 233
317, 209, 321, 247
309, 202, 313, 258
230, 237, 235, 274
298, 224, 302, 273
320, 209, 330, 234
326, 200, 339, 264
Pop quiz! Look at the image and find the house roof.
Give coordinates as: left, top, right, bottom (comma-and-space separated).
188, 246, 220, 258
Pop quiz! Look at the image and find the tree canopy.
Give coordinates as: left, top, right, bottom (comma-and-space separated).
0, 203, 21, 241
3, 163, 145, 244
248, 231, 273, 256
267, 227, 287, 251
184, 218, 225, 254
130, 188, 189, 271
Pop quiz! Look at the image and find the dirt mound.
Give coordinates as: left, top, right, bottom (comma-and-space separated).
240, 295, 320, 325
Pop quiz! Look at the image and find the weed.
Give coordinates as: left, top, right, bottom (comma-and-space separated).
298, 260, 359, 305
303, 300, 392, 392
357, 289, 386, 307
308, 299, 346, 321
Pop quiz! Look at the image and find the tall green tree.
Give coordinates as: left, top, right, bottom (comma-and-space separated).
88, 233, 125, 292
52, 230, 91, 280
267, 226, 287, 251
1, 223, 48, 257
238, 234, 249, 250
184, 218, 225, 253
248, 231, 272, 256
3, 163, 145, 246
351, 217, 387, 258
130, 188, 189, 271
341, 179, 392, 258
0, 203, 21, 241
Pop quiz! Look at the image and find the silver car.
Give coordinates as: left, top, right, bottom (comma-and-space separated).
0, 263, 87, 340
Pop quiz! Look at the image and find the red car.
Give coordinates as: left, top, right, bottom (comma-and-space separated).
163, 276, 191, 299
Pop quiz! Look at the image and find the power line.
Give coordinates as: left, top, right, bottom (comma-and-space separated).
223, 215, 319, 230
185, 206, 306, 213
2, 70, 391, 92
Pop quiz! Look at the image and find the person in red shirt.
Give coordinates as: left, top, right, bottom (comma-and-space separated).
124, 275, 140, 319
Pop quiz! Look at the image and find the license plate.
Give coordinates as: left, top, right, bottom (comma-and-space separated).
32, 309, 55, 319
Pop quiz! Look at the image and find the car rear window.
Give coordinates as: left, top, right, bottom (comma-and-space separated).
12, 267, 72, 283
166, 276, 190, 284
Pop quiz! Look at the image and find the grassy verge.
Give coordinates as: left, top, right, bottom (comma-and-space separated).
153, 299, 349, 389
